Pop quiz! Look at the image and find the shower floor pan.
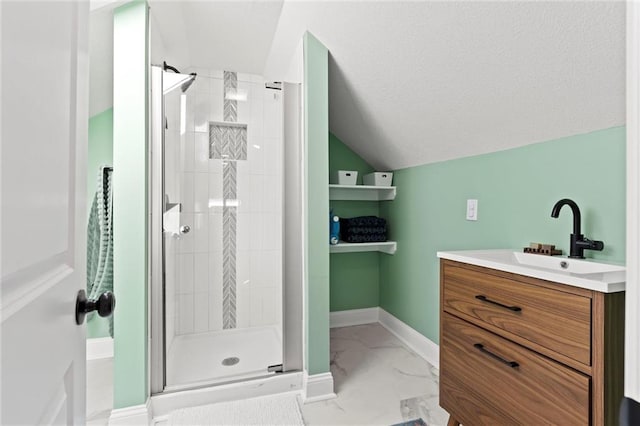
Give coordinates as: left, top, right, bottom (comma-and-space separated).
166, 325, 282, 389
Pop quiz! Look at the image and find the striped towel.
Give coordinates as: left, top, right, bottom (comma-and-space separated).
86, 166, 114, 336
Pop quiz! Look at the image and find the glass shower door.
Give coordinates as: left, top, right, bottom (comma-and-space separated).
161, 68, 284, 390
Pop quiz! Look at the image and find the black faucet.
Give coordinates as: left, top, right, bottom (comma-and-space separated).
550, 198, 604, 259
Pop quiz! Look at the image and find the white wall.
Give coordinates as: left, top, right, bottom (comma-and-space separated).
89, 7, 114, 116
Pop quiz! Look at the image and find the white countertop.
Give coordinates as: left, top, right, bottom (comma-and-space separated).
437, 249, 626, 293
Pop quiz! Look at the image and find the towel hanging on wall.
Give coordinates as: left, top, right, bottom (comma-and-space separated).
86, 165, 114, 336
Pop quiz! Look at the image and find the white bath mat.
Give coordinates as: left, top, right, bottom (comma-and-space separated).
168, 393, 305, 426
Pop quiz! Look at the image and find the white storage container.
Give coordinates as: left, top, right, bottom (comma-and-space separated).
331, 170, 358, 185
363, 172, 393, 186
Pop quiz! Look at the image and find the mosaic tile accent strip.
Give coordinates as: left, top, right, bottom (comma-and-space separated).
219, 70, 244, 330
223, 160, 237, 200
222, 176, 237, 330
223, 71, 237, 122
222, 206, 237, 329
222, 162, 238, 330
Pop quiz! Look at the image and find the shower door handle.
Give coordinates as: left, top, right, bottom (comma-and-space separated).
75, 290, 116, 325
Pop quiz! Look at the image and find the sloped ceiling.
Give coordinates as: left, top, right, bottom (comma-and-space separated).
148, 0, 284, 73
92, 1, 626, 170
267, 1, 625, 170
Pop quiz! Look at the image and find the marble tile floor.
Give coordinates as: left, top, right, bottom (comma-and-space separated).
301, 324, 450, 426
86, 323, 449, 425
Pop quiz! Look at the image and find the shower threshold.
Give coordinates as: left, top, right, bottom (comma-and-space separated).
151, 371, 304, 419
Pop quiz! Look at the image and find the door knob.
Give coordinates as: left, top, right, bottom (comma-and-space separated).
180, 225, 191, 234
75, 290, 116, 325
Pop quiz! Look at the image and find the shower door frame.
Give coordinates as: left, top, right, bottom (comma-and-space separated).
149, 66, 303, 395
150, 65, 166, 394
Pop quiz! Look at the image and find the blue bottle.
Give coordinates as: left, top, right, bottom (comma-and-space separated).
330, 211, 340, 245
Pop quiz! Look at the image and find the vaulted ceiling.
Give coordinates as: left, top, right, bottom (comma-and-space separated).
92, 1, 626, 170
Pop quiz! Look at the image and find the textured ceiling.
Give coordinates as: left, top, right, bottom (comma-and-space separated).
267, 1, 626, 170
91, 1, 626, 170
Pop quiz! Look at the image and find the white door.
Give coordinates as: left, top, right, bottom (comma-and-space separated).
1, 1, 90, 424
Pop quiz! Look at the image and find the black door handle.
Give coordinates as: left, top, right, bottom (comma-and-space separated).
75, 290, 116, 325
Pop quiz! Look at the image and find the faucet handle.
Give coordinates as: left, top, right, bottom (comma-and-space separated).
577, 238, 604, 251
590, 239, 604, 251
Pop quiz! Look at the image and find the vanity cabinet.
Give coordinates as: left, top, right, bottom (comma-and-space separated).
439, 259, 624, 426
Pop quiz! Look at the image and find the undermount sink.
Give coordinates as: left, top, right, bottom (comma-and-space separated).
512, 251, 625, 275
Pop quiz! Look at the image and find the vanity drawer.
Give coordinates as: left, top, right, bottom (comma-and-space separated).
440, 313, 590, 426
442, 262, 592, 365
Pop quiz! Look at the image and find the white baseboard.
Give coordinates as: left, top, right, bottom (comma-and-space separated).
109, 398, 151, 426
302, 372, 336, 403
378, 308, 439, 369
87, 337, 114, 361
329, 308, 439, 368
330, 307, 380, 328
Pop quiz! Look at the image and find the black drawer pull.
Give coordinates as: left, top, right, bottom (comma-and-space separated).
473, 343, 519, 368
475, 295, 522, 312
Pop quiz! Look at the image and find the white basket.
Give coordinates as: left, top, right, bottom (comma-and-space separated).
331, 170, 358, 185
363, 172, 393, 186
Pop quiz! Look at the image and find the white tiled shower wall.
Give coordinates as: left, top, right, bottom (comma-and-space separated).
164, 69, 283, 345
164, 88, 181, 353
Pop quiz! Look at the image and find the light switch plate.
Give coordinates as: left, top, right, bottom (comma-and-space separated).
466, 199, 478, 221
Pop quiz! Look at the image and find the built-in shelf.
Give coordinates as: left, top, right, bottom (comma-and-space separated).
330, 241, 397, 255
329, 184, 396, 201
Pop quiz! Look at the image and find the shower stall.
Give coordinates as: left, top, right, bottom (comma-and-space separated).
150, 65, 302, 397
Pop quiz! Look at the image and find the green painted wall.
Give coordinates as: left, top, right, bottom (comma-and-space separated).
379, 127, 626, 344
304, 32, 330, 376
330, 253, 380, 311
329, 133, 380, 311
87, 108, 113, 339
329, 132, 375, 185
112, 0, 148, 408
